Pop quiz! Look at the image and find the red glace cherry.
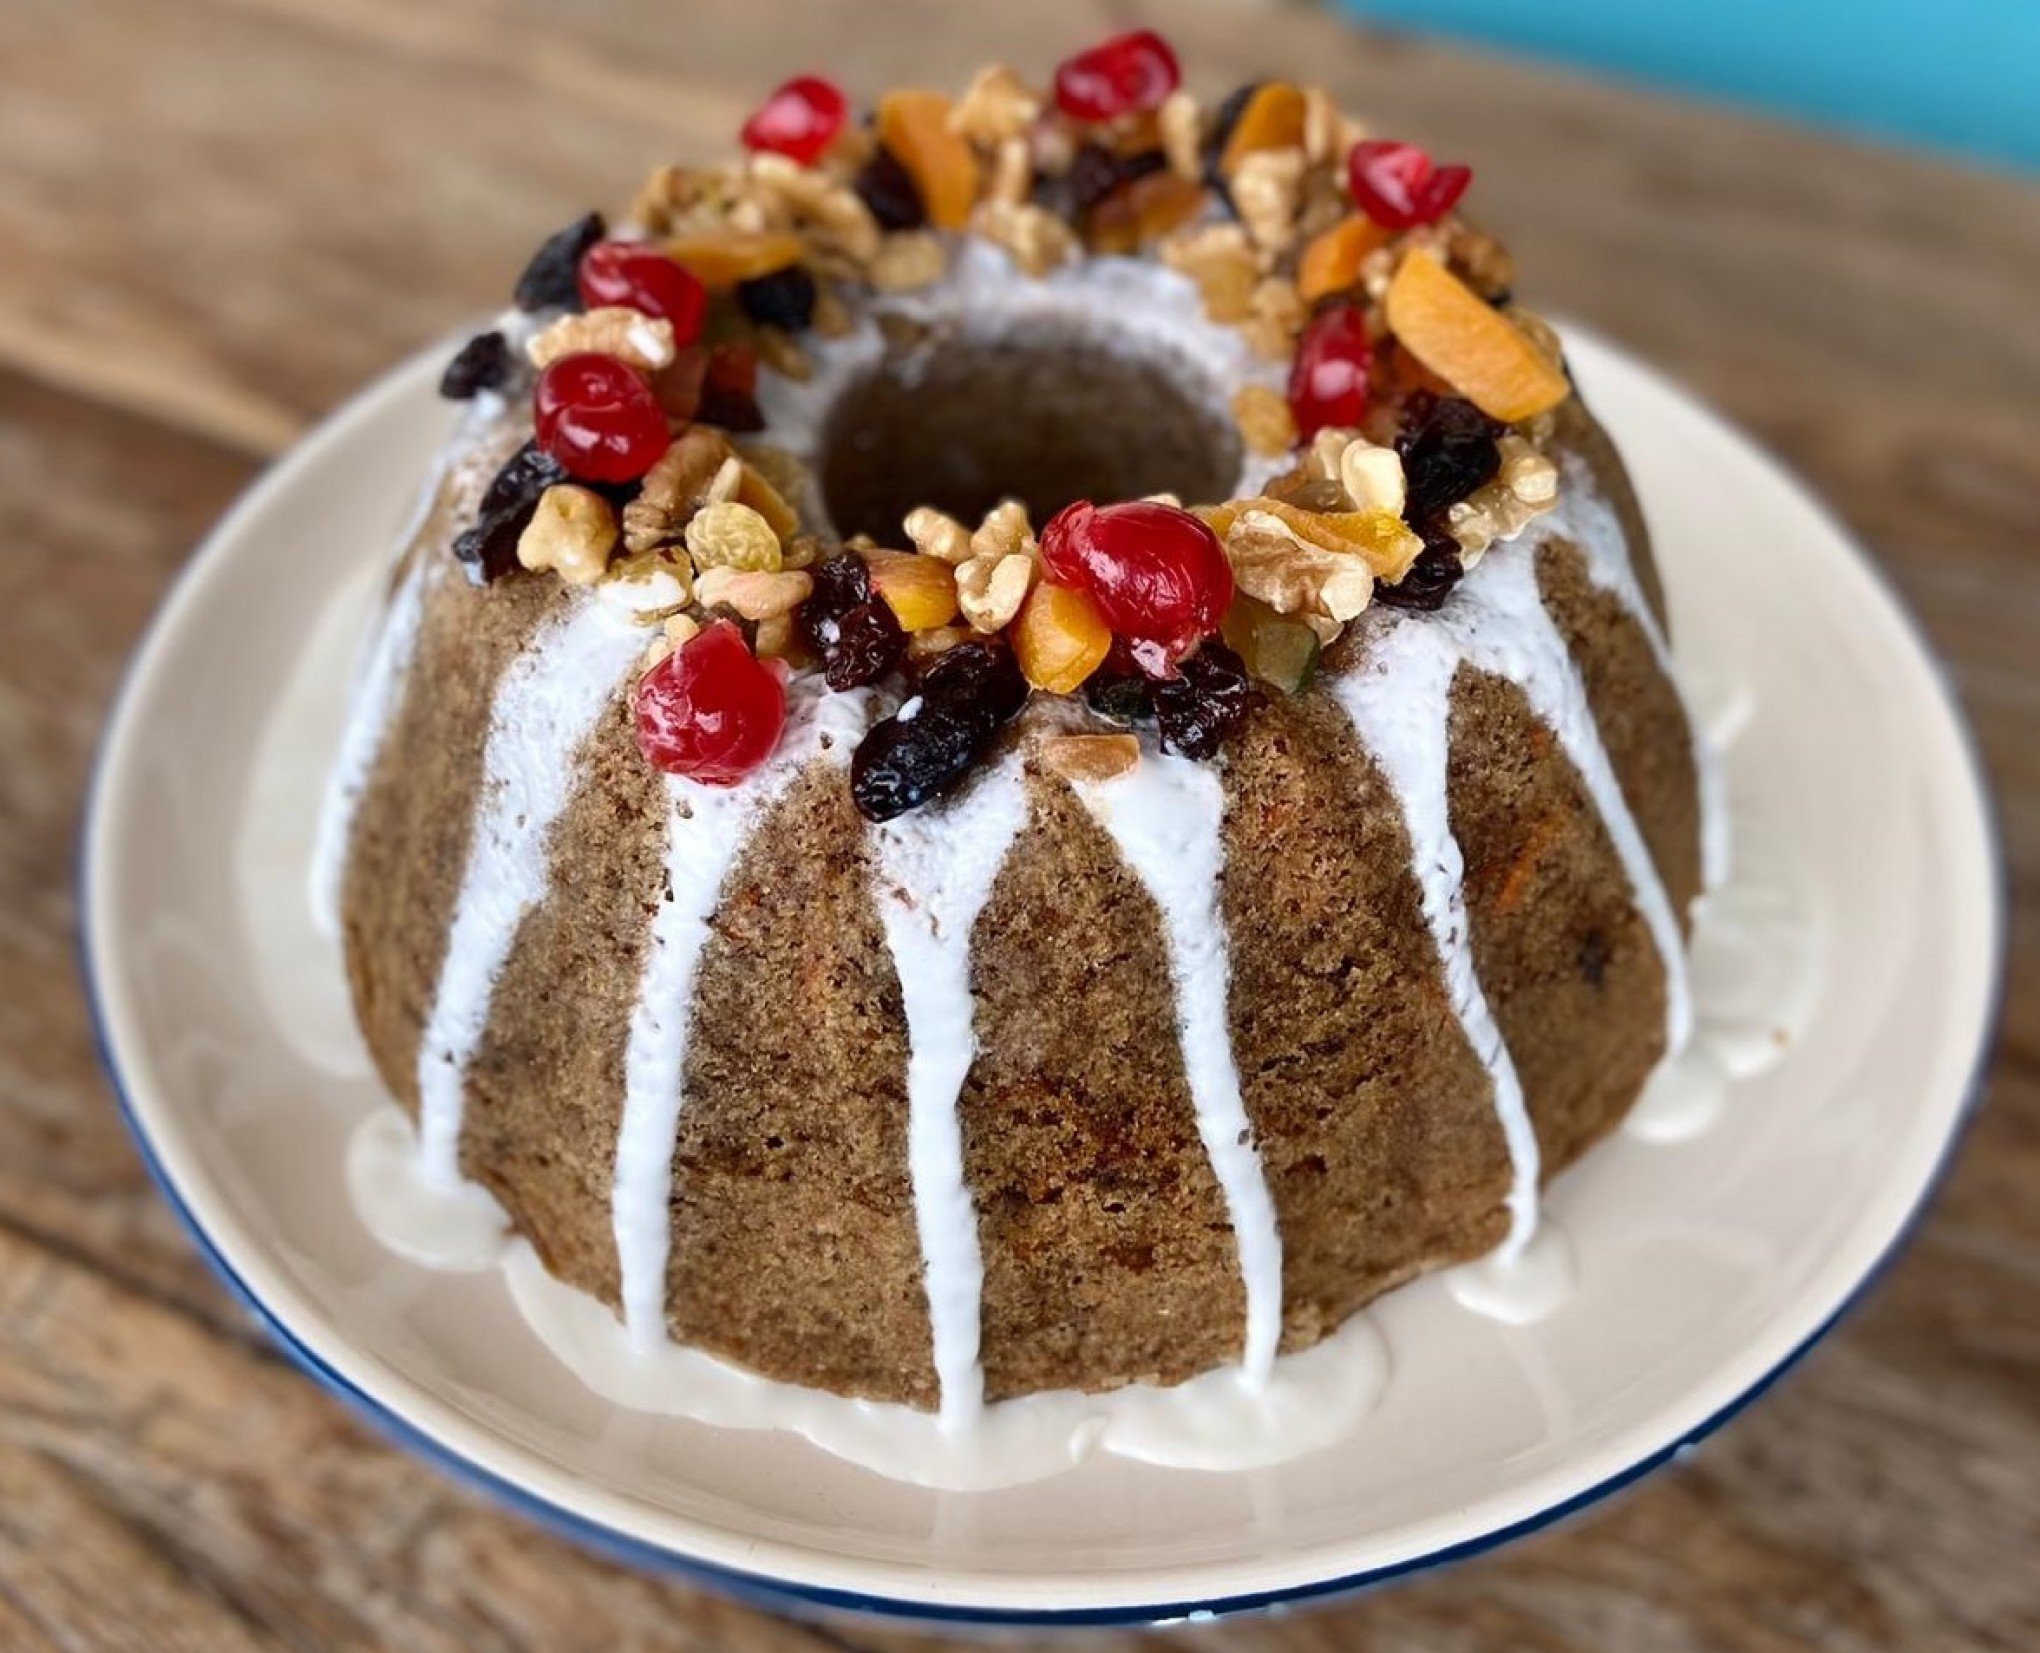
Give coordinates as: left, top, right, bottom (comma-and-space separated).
740, 75, 849, 166
577, 242, 708, 345
532, 353, 670, 484
634, 621, 788, 785
1287, 306, 1373, 439
1038, 499, 1233, 678
1052, 29, 1181, 123
1346, 139, 1473, 230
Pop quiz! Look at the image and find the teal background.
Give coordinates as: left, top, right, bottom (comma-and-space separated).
1339, 2, 2040, 171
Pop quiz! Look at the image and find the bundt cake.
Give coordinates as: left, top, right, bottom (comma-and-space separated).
318, 33, 1717, 1431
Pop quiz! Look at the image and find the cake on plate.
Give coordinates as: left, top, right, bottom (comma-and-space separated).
318, 31, 1714, 1427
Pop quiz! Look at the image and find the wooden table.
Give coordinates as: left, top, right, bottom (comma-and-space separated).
4, 0, 2036, 1646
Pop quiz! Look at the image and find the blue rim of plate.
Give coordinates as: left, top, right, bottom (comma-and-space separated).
76, 340, 2008, 1628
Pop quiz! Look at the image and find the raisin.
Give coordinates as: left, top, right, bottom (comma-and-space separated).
1062, 143, 1168, 221
1152, 640, 1252, 759
452, 440, 567, 583
736, 265, 819, 332
1396, 391, 1504, 522
854, 146, 927, 231
513, 212, 606, 312
850, 642, 1027, 821
798, 553, 905, 690
1375, 534, 1464, 612
438, 330, 513, 400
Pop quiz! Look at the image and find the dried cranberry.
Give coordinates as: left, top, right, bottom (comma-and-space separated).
577, 241, 707, 344
1375, 536, 1464, 612
532, 353, 670, 484
1053, 29, 1181, 122
1396, 393, 1503, 522
736, 265, 819, 332
853, 146, 928, 231
514, 212, 605, 312
438, 330, 513, 400
695, 343, 766, 432
740, 75, 849, 167
1153, 640, 1253, 759
1346, 140, 1472, 231
452, 440, 567, 583
1288, 307, 1373, 439
1039, 500, 1233, 678
849, 642, 1028, 821
634, 621, 787, 785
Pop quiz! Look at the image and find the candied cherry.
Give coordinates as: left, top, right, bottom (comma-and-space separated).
1287, 306, 1373, 439
1346, 139, 1472, 230
634, 621, 788, 785
1052, 29, 1181, 123
1039, 500, 1233, 678
576, 241, 707, 344
532, 352, 670, 484
740, 75, 849, 166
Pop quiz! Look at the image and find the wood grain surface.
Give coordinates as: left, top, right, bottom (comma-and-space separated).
3, 0, 2037, 1647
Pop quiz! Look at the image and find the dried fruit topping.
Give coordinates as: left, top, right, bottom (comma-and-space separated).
1011, 580, 1113, 693
1396, 392, 1504, 525
864, 549, 961, 632
876, 91, 980, 231
1287, 305, 1373, 439
514, 212, 606, 312
1384, 250, 1570, 422
799, 553, 908, 690
1222, 593, 1322, 694
1374, 534, 1465, 611
1052, 29, 1181, 123
849, 641, 1027, 821
453, 440, 567, 583
439, 330, 514, 400
1202, 82, 1261, 184
576, 241, 708, 344
735, 264, 820, 332
665, 230, 807, 289
1085, 169, 1206, 253
697, 342, 766, 432
1345, 139, 1472, 230
1038, 500, 1234, 678
740, 75, 850, 166
1296, 214, 1389, 303
1217, 83, 1306, 178
853, 146, 928, 232
1084, 650, 1157, 724
634, 620, 788, 786
1152, 641, 1253, 759
1057, 143, 1170, 222
532, 352, 671, 484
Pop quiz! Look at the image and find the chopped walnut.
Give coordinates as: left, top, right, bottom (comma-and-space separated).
1339, 440, 1407, 516
971, 200, 1074, 277
904, 505, 976, 564
1243, 274, 1307, 360
623, 428, 735, 553
1498, 435, 1559, 505
1225, 511, 1374, 624
1039, 732, 1140, 784
598, 545, 694, 623
525, 307, 677, 374
517, 484, 618, 585
1158, 90, 1203, 180
987, 135, 1034, 206
956, 550, 1036, 632
693, 566, 814, 619
1302, 85, 1365, 166
950, 64, 1041, 146
752, 325, 813, 383
811, 286, 853, 337
746, 151, 882, 264
1447, 221, 1516, 301
969, 499, 1035, 560
1230, 147, 1306, 255
868, 231, 949, 291
1232, 384, 1297, 457
1162, 223, 1259, 323
684, 500, 783, 572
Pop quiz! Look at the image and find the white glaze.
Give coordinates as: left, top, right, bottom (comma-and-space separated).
1072, 751, 1284, 1384
413, 601, 647, 1186
868, 750, 1034, 1431
1444, 1219, 1576, 1325
346, 1107, 508, 1270
612, 684, 872, 1348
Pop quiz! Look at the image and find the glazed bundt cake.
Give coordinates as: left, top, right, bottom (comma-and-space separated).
319, 33, 1713, 1426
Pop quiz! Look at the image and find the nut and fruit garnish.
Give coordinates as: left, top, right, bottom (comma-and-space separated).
437, 32, 1576, 810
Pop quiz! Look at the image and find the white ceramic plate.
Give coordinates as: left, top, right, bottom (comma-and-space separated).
82, 331, 2001, 1626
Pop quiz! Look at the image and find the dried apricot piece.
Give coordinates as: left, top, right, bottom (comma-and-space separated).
665, 231, 806, 288
863, 549, 961, 631
1218, 83, 1306, 178
1011, 581, 1113, 693
1384, 250, 1569, 422
1296, 214, 1388, 303
877, 90, 980, 230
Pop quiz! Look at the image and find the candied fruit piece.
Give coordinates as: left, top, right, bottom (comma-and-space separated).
1288, 306, 1373, 438
1011, 581, 1113, 693
864, 549, 961, 631
1039, 500, 1233, 678
1384, 251, 1569, 422
1296, 214, 1389, 303
1222, 594, 1322, 694
1053, 29, 1181, 123
634, 620, 787, 785
532, 353, 670, 484
665, 230, 807, 289
740, 75, 849, 166
1347, 139, 1471, 230
876, 91, 980, 231
1217, 82, 1306, 178
577, 242, 708, 343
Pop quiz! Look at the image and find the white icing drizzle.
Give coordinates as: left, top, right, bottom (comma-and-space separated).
1071, 752, 1284, 1385
413, 602, 646, 1186
611, 684, 872, 1348
868, 751, 1034, 1431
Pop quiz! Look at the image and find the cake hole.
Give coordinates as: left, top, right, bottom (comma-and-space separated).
819, 324, 1244, 541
